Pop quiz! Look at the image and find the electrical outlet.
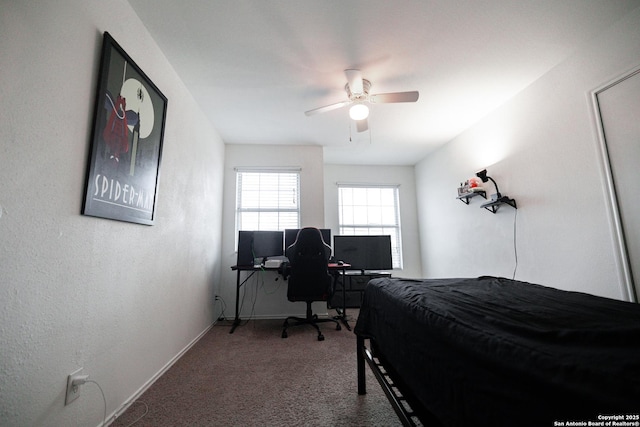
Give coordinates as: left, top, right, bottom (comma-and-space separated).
65, 368, 83, 405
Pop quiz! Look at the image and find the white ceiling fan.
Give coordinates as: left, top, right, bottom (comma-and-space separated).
304, 69, 419, 132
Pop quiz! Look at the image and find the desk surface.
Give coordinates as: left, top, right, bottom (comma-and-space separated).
231, 263, 350, 271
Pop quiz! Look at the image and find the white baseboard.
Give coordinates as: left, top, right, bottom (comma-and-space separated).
105, 322, 214, 426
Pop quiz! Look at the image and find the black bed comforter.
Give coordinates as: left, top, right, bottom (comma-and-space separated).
354, 276, 640, 426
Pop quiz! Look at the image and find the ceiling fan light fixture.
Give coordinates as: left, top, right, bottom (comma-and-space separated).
349, 103, 369, 121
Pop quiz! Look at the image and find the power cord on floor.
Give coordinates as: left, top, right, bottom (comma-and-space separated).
121, 400, 149, 427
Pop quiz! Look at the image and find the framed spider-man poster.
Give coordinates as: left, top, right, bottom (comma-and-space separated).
82, 32, 167, 225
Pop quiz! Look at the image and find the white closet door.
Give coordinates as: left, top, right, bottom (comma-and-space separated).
597, 69, 640, 301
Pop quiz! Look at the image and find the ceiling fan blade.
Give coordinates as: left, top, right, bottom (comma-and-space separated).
345, 69, 364, 94
369, 91, 419, 104
304, 100, 351, 116
356, 118, 369, 133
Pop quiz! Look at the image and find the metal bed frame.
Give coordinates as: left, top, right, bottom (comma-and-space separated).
356, 335, 442, 427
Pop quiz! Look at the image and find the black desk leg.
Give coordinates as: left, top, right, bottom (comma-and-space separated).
333, 268, 351, 331
229, 269, 242, 333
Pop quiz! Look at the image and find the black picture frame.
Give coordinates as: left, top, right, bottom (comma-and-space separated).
82, 32, 167, 225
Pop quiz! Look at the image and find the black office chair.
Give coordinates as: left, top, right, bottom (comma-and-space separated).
282, 227, 341, 341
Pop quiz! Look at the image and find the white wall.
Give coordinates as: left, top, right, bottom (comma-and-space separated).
415, 8, 640, 300
220, 145, 325, 318
324, 164, 422, 279
0, 1, 225, 426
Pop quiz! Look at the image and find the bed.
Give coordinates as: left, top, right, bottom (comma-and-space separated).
354, 276, 640, 426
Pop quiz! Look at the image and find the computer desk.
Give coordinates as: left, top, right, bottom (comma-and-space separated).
229, 262, 350, 334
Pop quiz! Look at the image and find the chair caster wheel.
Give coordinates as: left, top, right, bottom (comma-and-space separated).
336, 323, 342, 331
318, 334, 325, 341
282, 330, 288, 338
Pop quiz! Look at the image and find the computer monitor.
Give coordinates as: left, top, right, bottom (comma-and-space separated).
284, 228, 332, 252
333, 235, 392, 272
253, 230, 284, 260
237, 231, 255, 266
237, 230, 284, 266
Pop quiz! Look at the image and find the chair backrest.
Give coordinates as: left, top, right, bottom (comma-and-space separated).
285, 227, 332, 302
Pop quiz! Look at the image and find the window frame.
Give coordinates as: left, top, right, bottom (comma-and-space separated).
337, 183, 403, 269
235, 168, 301, 242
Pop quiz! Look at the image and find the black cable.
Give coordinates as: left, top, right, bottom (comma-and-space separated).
248, 273, 259, 321
260, 270, 284, 295
236, 271, 259, 327
214, 295, 227, 322
237, 276, 252, 327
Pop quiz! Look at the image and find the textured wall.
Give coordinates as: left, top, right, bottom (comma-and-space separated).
415, 8, 640, 300
0, 1, 225, 425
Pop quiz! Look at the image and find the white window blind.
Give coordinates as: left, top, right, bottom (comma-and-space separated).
338, 184, 402, 269
236, 169, 300, 232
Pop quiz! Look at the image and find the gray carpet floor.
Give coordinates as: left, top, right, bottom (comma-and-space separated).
111, 313, 403, 426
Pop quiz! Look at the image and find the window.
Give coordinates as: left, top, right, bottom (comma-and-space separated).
338, 184, 402, 269
235, 169, 300, 234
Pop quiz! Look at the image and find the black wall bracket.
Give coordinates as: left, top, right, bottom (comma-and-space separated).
456, 190, 486, 205
480, 196, 517, 213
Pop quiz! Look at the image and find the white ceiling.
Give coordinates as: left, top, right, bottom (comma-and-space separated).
128, 0, 639, 165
